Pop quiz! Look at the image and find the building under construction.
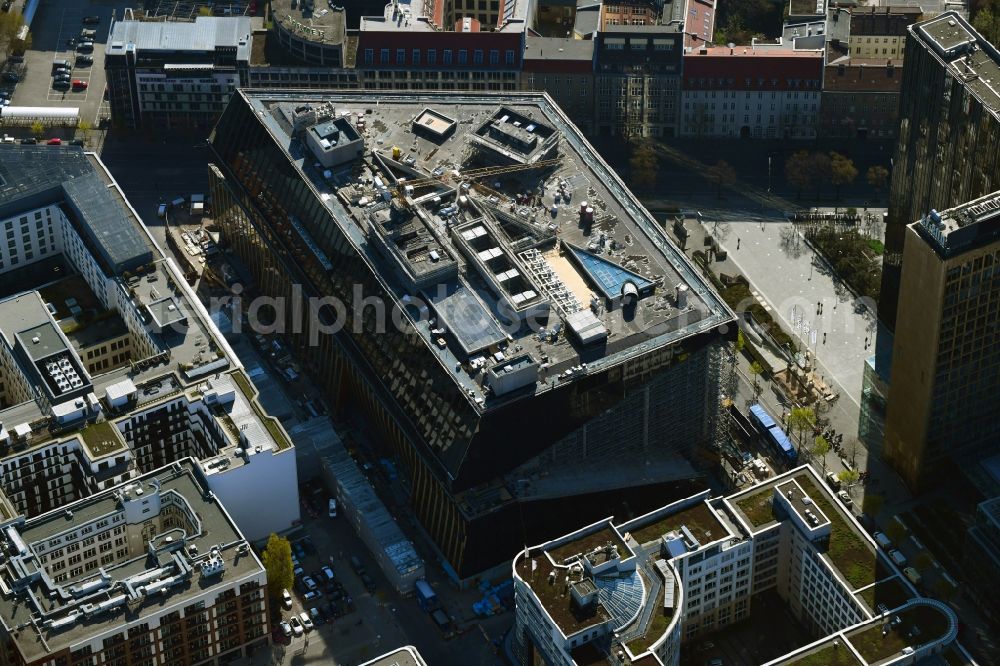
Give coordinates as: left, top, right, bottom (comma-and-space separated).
207, 91, 734, 580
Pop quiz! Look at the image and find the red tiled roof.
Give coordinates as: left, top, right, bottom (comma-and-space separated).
683, 49, 823, 91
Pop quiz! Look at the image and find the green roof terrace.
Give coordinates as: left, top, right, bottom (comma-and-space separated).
78, 420, 126, 458
628, 500, 726, 546
846, 601, 954, 664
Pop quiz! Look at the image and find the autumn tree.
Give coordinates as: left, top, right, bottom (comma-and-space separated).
629, 141, 659, 192
748, 360, 764, 400
30, 120, 45, 138
709, 159, 737, 198
830, 152, 858, 199
785, 150, 813, 197
0, 12, 26, 58
787, 406, 816, 449
866, 165, 890, 195
837, 468, 860, 487
812, 435, 831, 474
807, 152, 832, 200
261, 533, 294, 600
974, 5, 1000, 44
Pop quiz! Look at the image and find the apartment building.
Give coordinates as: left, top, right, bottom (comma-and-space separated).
520, 37, 595, 134
679, 43, 823, 139
820, 47, 902, 139
208, 91, 733, 581
849, 6, 922, 61
883, 192, 1000, 489
355, 0, 524, 93
270, 0, 347, 67
513, 464, 960, 665
591, 0, 691, 138
105, 15, 252, 130
0, 460, 270, 666
0, 145, 299, 543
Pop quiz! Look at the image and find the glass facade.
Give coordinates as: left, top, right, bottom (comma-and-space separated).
208, 94, 724, 577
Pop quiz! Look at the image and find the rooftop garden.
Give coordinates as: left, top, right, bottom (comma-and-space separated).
547, 526, 625, 564
515, 558, 608, 635
79, 420, 125, 458
627, 583, 673, 655
847, 603, 952, 664
783, 641, 862, 666
735, 488, 777, 527
855, 577, 913, 614
629, 501, 724, 546
796, 474, 879, 589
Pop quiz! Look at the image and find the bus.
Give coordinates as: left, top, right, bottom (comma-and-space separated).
748, 403, 798, 465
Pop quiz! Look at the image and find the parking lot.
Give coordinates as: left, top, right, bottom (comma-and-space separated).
10, 0, 130, 127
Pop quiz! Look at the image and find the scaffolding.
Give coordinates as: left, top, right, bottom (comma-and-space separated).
519, 248, 581, 317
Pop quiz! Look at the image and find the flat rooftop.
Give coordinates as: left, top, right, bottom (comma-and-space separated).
272, 0, 346, 45
242, 91, 732, 414
913, 12, 1000, 119
913, 188, 1000, 257
360, 0, 529, 32
0, 461, 264, 663
628, 498, 726, 546
359, 646, 428, 666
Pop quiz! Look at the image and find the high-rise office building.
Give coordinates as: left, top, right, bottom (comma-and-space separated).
880, 11, 1000, 332
883, 192, 1000, 489
207, 91, 734, 580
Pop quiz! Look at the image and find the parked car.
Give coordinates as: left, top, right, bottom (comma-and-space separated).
328, 498, 337, 518
76, 55, 93, 66
82, 15, 100, 24
77, 41, 94, 53
837, 490, 853, 508
303, 590, 322, 602
47, 138, 62, 145
279, 621, 292, 638
282, 589, 293, 609
321, 565, 335, 582
71, 80, 88, 90
299, 611, 314, 631
80, 28, 96, 39
903, 567, 922, 585
874, 532, 892, 550
889, 549, 907, 567
69, 139, 85, 146
288, 616, 304, 637
825, 472, 841, 490
309, 607, 323, 626
20, 137, 37, 144
53, 80, 71, 90
1, 72, 18, 83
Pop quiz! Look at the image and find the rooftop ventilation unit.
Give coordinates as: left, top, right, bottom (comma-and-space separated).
200, 547, 225, 578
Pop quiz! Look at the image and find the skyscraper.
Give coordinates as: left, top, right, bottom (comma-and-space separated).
880, 12, 1000, 332
883, 192, 1000, 489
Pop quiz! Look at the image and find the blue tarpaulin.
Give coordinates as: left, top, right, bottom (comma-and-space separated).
749, 403, 777, 430
768, 425, 797, 459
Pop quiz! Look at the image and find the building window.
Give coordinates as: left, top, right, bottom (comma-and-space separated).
380, 48, 389, 64
458, 49, 468, 65
489, 49, 499, 65
412, 49, 421, 65
505, 49, 515, 65
443, 49, 453, 64
396, 48, 406, 64
427, 49, 437, 65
